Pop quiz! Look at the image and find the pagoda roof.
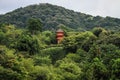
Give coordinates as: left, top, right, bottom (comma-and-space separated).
56, 29, 64, 32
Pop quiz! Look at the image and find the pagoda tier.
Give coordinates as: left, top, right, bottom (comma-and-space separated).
56, 33, 64, 37
56, 29, 64, 44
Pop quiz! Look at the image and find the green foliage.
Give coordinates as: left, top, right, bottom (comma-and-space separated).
0, 4, 120, 31
0, 46, 30, 80
0, 22, 120, 80
62, 35, 77, 53
0, 30, 6, 44
33, 55, 52, 66
76, 49, 89, 63
41, 31, 56, 44
88, 44, 101, 60
84, 58, 108, 80
97, 33, 120, 48
41, 47, 65, 63
111, 58, 120, 79
27, 18, 42, 34
66, 53, 81, 63
76, 31, 97, 51
100, 44, 120, 64
56, 58, 82, 80
0, 66, 22, 80
92, 27, 104, 37
62, 31, 97, 52
14, 34, 40, 55
30, 66, 52, 80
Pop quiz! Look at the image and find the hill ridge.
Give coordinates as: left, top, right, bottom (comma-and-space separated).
0, 3, 120, 31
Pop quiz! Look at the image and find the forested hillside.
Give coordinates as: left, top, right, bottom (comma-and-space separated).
0, 18, 120, 80
0, 3, 120, 31
0, 3, 120, 80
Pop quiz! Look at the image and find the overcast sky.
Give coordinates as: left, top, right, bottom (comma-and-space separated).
0, 0, 120, 18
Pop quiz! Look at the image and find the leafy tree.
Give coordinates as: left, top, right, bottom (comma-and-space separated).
88, 44, 101, 61
41, 47, 65, 64
0, 46, 29, 80
97, 33, 120, 48
0, 66, 22, 80
84, 58, 108, 80
0, 30, 6, 44
75, 31, 97, 51
56, 58, 82, 80
76, 49, 89, 63
41, 31, 56, 45
14, 34, 40, 55
100, 44, 120, 65
62, 35, 77, 53
33, 55, 52, 66
92, 27, 104, 37
30, 66, 52, 80
111, 58, 120, 79
65, 53, 80, 63
27, 18, 42, 34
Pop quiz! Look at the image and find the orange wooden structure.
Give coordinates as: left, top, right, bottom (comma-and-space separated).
56, 29, 64, 44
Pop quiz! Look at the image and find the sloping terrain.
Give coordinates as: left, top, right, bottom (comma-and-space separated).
0, 3, 120, 31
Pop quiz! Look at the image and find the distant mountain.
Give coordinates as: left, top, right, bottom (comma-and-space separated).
0, 3, 120, 31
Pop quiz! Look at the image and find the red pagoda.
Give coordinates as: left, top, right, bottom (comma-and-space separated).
56, 29, 64, 44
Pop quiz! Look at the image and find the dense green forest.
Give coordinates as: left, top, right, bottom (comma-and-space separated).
0, 17, 120, 80
0, 3, 120, 80
0, 3, 120, 31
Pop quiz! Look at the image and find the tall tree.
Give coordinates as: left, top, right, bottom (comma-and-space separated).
27, 18, 42, 35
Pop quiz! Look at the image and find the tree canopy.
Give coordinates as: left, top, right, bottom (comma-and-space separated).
27, 18, 42, 34
0, 3, 120, 31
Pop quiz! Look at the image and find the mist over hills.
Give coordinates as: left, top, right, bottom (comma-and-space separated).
0, 3, 120, 31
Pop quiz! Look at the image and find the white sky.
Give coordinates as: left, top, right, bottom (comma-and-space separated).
0, 0, 120, 18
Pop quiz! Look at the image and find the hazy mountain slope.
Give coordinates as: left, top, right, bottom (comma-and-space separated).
0, 3, 120, 31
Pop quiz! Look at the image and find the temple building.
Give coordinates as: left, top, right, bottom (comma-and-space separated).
56, 29, 64, 44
